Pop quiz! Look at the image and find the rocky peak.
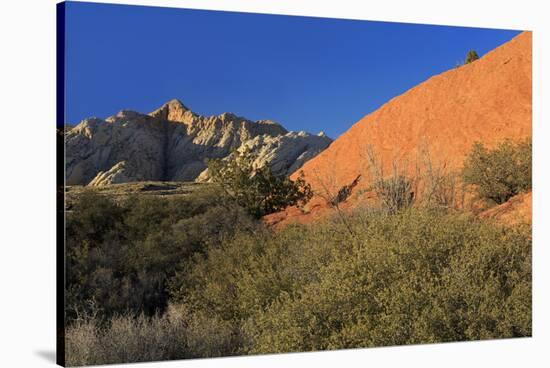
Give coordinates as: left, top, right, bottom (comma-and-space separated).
149, 98, 192, 123
218, 112, 237, 120
257, 119, 284, 127
107, 110, 146, 122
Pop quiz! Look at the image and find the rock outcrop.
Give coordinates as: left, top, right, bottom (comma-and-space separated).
479, 192, 532, 226
65, 100, 332, 186
265, 31, 532, 227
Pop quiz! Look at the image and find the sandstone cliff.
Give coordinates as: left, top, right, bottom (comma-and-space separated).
65, 100, 332, 186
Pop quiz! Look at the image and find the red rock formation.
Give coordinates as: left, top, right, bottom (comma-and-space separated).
479, 192, 532, 226
265, 32, 532, 227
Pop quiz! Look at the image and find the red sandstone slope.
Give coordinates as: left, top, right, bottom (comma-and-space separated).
266, 31, 532, 226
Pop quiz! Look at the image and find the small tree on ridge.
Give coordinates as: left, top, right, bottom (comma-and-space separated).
465, 50, 479, 64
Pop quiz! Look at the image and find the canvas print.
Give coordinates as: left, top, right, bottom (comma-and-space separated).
57, 1, 532, 366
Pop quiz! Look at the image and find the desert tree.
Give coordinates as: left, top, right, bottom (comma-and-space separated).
207, 147, 313, 218
465, 50, 479, 64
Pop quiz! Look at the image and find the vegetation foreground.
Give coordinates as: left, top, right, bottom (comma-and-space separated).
65, 141, 532, 366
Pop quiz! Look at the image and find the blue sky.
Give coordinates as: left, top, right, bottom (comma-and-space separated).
63, 2, 521, 138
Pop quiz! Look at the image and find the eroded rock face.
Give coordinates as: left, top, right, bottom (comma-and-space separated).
66, 112, 167, 186
65, 100, 332, 186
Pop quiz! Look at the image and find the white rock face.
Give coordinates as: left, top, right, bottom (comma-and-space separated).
88, 161, 132, 186
65, 99, 332, 186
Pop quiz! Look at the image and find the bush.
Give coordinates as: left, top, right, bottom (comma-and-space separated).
465, 50, 479, 64
364, 146, 415, 213
66, 187, 258, 322
462, 139, 531, 205
371, 174, 415, 214
170, 207, 531, 355
244, 210, 531, 353
416, 146, 463, 209
68, 204, 531, 363
65, 304, 238, 366
207, 147, 313, 218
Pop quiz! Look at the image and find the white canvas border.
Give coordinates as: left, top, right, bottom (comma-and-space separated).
0, 0, 547, 367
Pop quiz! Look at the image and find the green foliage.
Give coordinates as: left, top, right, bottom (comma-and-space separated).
169, 224, 336, 324
66, 171, 531, 365
207, 148, 313, 218
244, 211, 530, 353
170, 208, 531, 355
66, 187, 257, 322
465, 50, 479, 64
462, 139, 531, 205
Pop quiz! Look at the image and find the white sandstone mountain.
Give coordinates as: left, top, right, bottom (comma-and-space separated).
65, 99, 332, 186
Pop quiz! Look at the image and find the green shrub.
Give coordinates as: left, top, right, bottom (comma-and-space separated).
207, 148, 313, 218
66, 187, 258, 322
244, 210, 531, 353
465, 50, 479, 64
170, 207, 531, 355
462, 139, 531, 205
66, 200, 531, 361
170, 224, 337, 320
